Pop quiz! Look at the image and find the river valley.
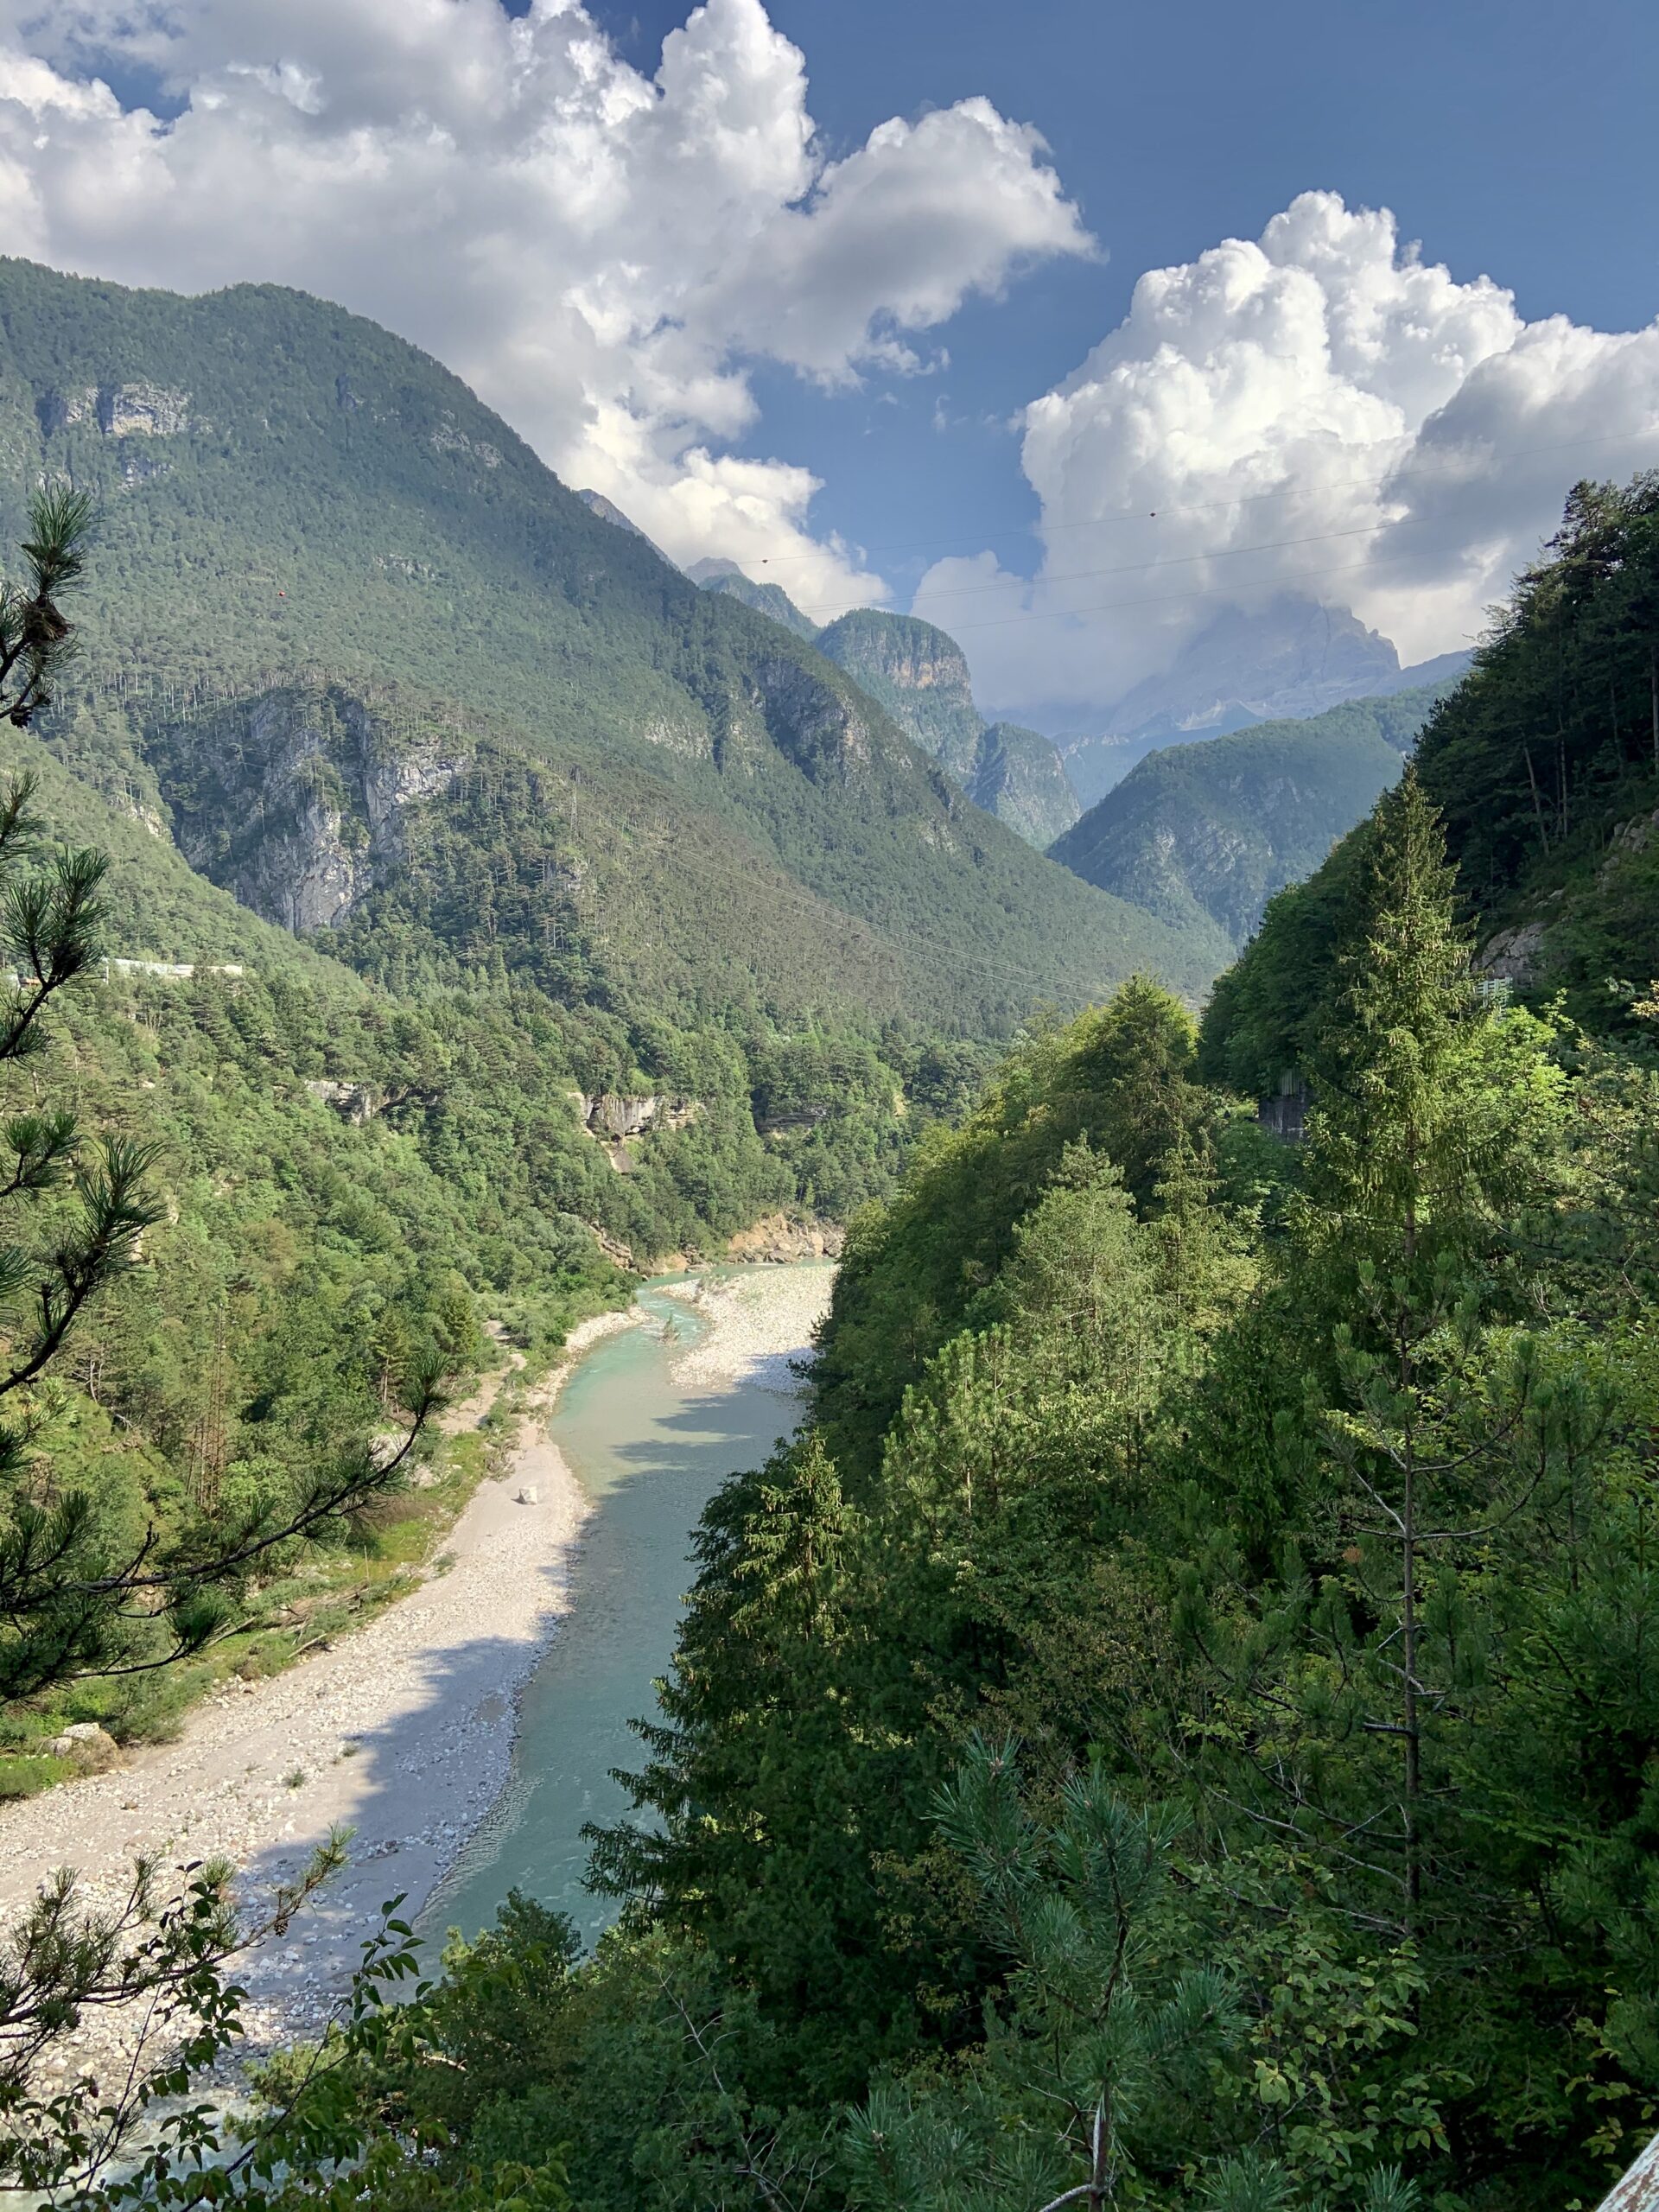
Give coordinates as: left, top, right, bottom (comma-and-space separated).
0, 1261, 832, 2087
424, 1263, 830, 1948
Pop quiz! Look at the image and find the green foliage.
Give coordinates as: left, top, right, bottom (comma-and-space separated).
1202, 471, 1659, 1087
17, 294, 1659, 2212
409, 757, 1659, 2209
0, 255, 1217, 1036
816, 976, 1231, 1478
1052, 688, 1451, 950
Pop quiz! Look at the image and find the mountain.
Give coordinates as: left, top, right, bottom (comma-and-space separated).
1058, 594, 1473, 806
688, 558, 822, 642
0, 257, 1220, 1049
1049, 684, 1453, 949
815, 609, 1081, 849
969, 721, 1084, 849
573, 487, 671, 563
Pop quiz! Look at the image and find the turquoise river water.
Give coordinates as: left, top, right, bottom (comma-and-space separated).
420, 1269, 821, 1949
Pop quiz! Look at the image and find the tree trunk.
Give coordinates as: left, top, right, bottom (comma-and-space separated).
1402, 1444, 1421, 1928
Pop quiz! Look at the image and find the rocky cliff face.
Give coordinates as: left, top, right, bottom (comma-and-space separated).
971, 723, 1079, 849
147, 683, 465, 932
816, 611, 983, 782
36, 381, 194, 439
815, 611, 1075, 845
739, 655, 882, 783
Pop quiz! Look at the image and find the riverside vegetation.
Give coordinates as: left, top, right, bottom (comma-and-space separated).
6, 286, 1659, 2203
0, 254, 1202, 2189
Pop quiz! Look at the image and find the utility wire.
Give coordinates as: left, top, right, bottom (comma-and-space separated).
743, 423, 1659, 572
789, 512, 1448, 619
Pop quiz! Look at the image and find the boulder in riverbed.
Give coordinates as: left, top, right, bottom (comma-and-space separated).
48, 1722, 119, 1771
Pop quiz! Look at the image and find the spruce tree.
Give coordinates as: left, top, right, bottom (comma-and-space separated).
1287, 770, 1570, 1931
1302, 764, 1480, 1282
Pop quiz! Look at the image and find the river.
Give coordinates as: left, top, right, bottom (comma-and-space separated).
422, 1266, 825, 1948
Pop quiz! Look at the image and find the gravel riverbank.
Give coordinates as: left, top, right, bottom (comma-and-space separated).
0, 1263, 835, 2091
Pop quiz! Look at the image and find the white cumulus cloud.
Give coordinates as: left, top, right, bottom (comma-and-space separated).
915, 191, 1659, 715
0, 0, 1090, 614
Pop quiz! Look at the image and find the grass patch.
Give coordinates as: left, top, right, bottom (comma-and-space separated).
0, 1752, 73, 1801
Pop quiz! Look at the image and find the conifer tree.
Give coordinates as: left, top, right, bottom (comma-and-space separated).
1287, 770, 1571, 1929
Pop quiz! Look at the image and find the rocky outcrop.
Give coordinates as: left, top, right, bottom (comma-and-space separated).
430, 412, 501, 468
744, 656, 878, 781
817, 609, 983, 784
306, 1079, 386, 1125
755, 1103, 832, 1138
815, 610, 1074, 845
48, 1721, 120, 1772
1475, 921, 1546, 987
575, 1093, 701, 1141
156, 684, 465, 932
588, 1224, 637, 1271
725, 1212, 844, 1264
37, 382, 192, 439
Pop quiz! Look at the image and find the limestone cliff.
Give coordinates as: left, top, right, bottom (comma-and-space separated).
969, 723, 1080, 849
145, 683, 465, 932
814, 612, 1077, 846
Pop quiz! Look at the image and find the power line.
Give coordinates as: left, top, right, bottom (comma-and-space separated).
743, 423, 1659, 573
790, 512, 1450, 619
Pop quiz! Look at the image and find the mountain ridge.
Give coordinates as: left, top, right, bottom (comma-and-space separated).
0, 257, 1220, 1035
815, 607, 1081, 848
1054, 594, 1474, 805
1050, 683, 1456, 948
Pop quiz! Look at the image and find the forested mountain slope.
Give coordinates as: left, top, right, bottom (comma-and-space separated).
1202, 474, 1659, 1093
1051, 683, 1452, 947
0, 258, 1203, 1031
17, 473, 1659, 2210
220, 757, 1659, 2208
816, 607, 1082, 848
690, 559, 823, 642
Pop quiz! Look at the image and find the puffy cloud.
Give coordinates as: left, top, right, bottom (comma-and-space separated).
0, 0, 1090, 614
917, 192, 1659, 714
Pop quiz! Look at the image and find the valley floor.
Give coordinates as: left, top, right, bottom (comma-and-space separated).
0, 1265, 833, 2097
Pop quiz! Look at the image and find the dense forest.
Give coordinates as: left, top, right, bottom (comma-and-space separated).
0, 537, 992, 1799
16, 478, 1659, 2208
1202, 474, 1659, 1094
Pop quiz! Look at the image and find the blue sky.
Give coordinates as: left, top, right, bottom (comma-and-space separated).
6, 0, 1657, 719
582, 0, 1656, 612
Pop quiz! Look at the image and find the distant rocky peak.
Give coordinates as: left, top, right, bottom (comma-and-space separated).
690, 561, 820, 643
815, 608, 1074, 845
816, 610, 975, 707
575, 487, 651, 538
1103, 594, 1401, 741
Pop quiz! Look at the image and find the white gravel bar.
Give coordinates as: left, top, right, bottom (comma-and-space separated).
0, 1263, 835, 2088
